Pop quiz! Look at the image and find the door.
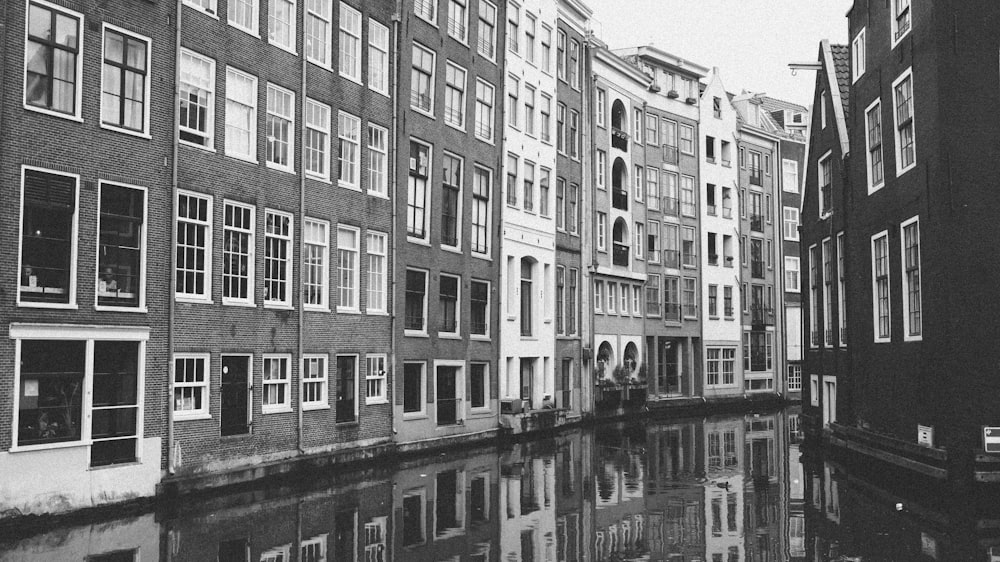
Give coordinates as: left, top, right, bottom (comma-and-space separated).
336, 355, 356, 423
436, 366, 458, 426
221, 355, 250, 436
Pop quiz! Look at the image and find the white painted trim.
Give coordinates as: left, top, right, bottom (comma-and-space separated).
871, 230, 891, 343
900, 215, 922, 342
892, 67, 917, 178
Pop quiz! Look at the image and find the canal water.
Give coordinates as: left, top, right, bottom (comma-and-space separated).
1, 406, 993, 560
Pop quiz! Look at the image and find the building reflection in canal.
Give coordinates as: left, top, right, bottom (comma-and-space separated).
10, 406, 995, 561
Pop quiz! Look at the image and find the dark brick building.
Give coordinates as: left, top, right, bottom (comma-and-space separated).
0, 0, 175, 515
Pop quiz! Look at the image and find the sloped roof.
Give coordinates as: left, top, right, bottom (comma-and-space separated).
829, 44, 851, 120
760, 96, 808, 116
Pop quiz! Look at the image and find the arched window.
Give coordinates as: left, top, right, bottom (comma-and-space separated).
596, 341, 615, 381
611, 99, 629, 151
623, 342, 639, 378
612, 219, 629, 267
612, 158, 628, 210
520, 257, 534, 336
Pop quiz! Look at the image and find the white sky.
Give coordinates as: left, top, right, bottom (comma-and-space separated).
585, 0, 853, 106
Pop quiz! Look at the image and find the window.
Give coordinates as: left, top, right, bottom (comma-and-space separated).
872, 231, 890, 342
556, 29, 566, 80
540, 25, 552, 72
304, 99, 331, 179
478, 1, 497, 58
540, 94, 552, 142
892, 0, 911, 46
225, 67, 257, 161
408, 140, 431, 239
594, 280, 604, 313
644, 115, 658, 146
809, 245, 819, 347
681, 226, 696, 267
739, 146, 746, 168
475, 79, 495, 141
524, 85, 535, 136
568, 183, 579, 234
403, 363, 425, 415
680, 175, 696, 217
101, 26, 150, 134
369, 20, 390, 94
568, 39, 580, 89
596, 150, 607, 189
183, 0, 217, 16
338, 4, 362, 79
902, 217, 921, 340
852, 28, 866, 82
305, 0, 332, 66
724, 285, 733, 317
95, 183, 146, 310
448, 0, 468, 42
367, 124, 388, 196
179, 50, 215, 148
596, 212, 607, 251
819, 152, 832, 215
838, 232, 847, 344
633, 109, 644, 145
520, 259, 534, 336
820, 90, 827, 129
524, 14, 536, 63
785, 257, 800, 293
567, 269, 578, 334
302, 355, 329, 410
262, 355, 292, 413
682, 277, 697, 319
268, 0, 296, 51
708, 285, 718, 317
596, 89, 606, 127
337, 111, 361, 187
228, 0, 258, 33
439, 274, 460, 335
222, 201, 255, 305
569, 110, 580, 159
556, 267, 565, 334
705, 136, 715, 161
522, 161, 534, 212
507, 2, 520, 53
607, 282, 616, 314
788, 365, 802, 392
25, 1, 83, 118
405, 269, 428, 333
411, 43, 435, 113
539, 168, 551, 217
471, 279, 490, 336
174, 353, 209, 420
266, 84, 295, 171
366, 354, 388, 404
303, 218, 329, 309
783, 207, 799, 241
264, 210, 293, 306
472, 166, 492, 255
507, 75, 520, 129
366, 231, 387, 313
893, 69, 916, 174
707, 348, 720, 386
441, 154, 462, 248
634, 222, 644, 259
335, 355, 358, 423
679, 124, 694, 155
415, 0, 437, 23
470, 363, 489, 409
444, 62, 467, 129
175, 190, 212, 301
782, 159, 798, 193
863, 100, 886, 193
337, 226, 360, 311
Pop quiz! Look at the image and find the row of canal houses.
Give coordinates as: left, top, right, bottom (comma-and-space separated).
0, 0, 807, 516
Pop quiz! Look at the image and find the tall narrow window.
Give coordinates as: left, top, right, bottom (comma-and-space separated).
303, 218, 329, 309
262, 355, 291, 413
471, 280, 490, 336
872, 232, 890, 342
225, 67, 257, 161
852, 28, 866, 82
892, 0, 911, 44
475, 79, 495, 141
507, 75, 519, 128
229, 0, 259, 33
264, 210, 293, 306
893, 70, 916, 174
522, 162, 534, 212
823, 238, 833, 346
367, 124, 388, 196
520, 259, 534, 336
415, 0, 437, 22
441, 154, 462, 248
556, 179, 566, 231
101, 27, 149, 133
97, 184, 145, 309
506, 154, 518, 206
268, 0, 296, 51
472, 166, 492, 255
682, 277, 697, 319
524, 13, 536, 63
447, 0, 468, 42
174, 354, 209, 419
408, 141, 430, 239
524, 85, 536, 136
555, 266, 565, 335
366, 355, 388, 404
819, 153, 832, 215
179, 50, 215, 147
405, 269, 428, 332
568, 269, 578, 334
25, 2, 82, 117
540, 94, 552, 143
838, 232, 847, 344
175, 190, 211, 301
305, 98, 331, 180
369, 20, 390, 95
440, 274, 460, 335
338, 226, 360, 311
478, 1, 497, 59
266, 84, 294, 171
222, 201, 254, 305
339, 4, 361, 80
809, 245, 819, 347
338, 111, 361, 188
902, 218, 921, 339
865, 100, 884, 191
539, 168, 551, 217
302, 355, 328, 409
367, 231, 387, 313
507, 2, 520, 53
305, 0, 332, 67
444, 63, 467, 129
411, 44, 435, 113
556, 29, 566, 80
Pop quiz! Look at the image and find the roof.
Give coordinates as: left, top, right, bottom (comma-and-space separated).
829, 43, 851, 120
760, 96, 808, 115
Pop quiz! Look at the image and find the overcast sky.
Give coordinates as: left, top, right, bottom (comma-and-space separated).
586, 0, 853, 106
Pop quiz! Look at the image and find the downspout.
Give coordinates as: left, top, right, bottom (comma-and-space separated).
640, 100, 649, 398
297, 30, 307, 454
390, 0, 402, 437
585, 41, 597, 415
167, 0, 183, 475
0, 0, 9, 149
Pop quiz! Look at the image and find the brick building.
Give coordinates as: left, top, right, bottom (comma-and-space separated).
0, 0, 175, 515
167, 0, 396, 480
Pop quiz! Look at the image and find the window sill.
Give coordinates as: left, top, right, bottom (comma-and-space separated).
407, 237, 431, 247
18, 301, 78, 310
183, 3, 219, 19
176, 295, 213, 305
95, 305, 149, 313
225, 152, 259, 165
266, 162, 296, 175
179, 139, 215, 152
403, 413, 428, 421
366, 398, 389, 406
175, 413, 212, 422
337, 308, 362, 315
441, 245, 464, 255
468, 408, 492, 417
264, 302, 294, 310
471, 252, 492, 262
366, 310, 390, 316
302, 403, 330, 411
228, 22, 260, 39
306, 173, 332, 185
338, 181, 362, 192
262, 406, 293, 415
307, 58, 335, 73
405, 331, 429, 338
304, 305, 330, 312
88, 459, 143, 471
410, 106, 436, 120
100, 123, 152, 140
9, 440, 89, 454
445, 120, 467, 134
268, 41, 297, 56
222, 300, 256, 308
438, 333, 462, 340
367, 190, 390, 200
24, 104, 84, 123
369, 86, 391, 99
470, 334, 491, 341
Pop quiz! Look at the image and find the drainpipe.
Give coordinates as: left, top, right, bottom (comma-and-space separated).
389, 0, 402, 437
167, 0, 183, 475
0, 0, 9, 151
297, 30, 307, 454
640, 100, 649, 393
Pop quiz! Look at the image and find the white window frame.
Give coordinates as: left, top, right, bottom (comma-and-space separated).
469, 363, 490, 412
100, 24, 152, 137
305, 0, 332, 68
871, 230, 891, 343
892, 67, 916, 177
335, 353, 361, 422
405, 268, 429, 336
407, 139, 432, 243
339, 3, 362, 82
891, 0, 912, 49
471, 166, 492, 257
818, 150, 832, 217
337, 111, 362, 189
262, 354, 293, 414
838, 231, 847, 346
470, 278, 491, 338
366, 230, 388, 314
175, 189, 213, 303
444, 61, 467, 130
596, 150, 606, 189
264, 209, 293, 308
366, 354, 389, 405
367, 123, 389, 197
852, 27, 866, 83
224, 66, 258, 162
265, 83, 295, 172
820, 90, 827, 129
303, 217, 330, 310
368, 20, 390, 95
337, 224, 361, 313
478, 1, 497, 61
183, 0, 218, 17
475, 79, 495, 142
268, 0, 297, 53
301, 354, 330, 410
178, 49, 216, 150
221, 200, 256, 306
415, 0, 438, 25
439, 273, 462, 337
17, 167, 79, 309
900, 216, 922, 342
810, 374, 819, 407
597, 212, 607, 252
304, 98, 332, 181
596, 88, 606, 128
785, 256, 800, 294
782, 159, 798, 193
173, 352, 210, 421
783, 206, 799, 241
823, 237, 833, 346
402, 363, 427, 419
411, 42, 437, 116
808, 244, 818, 348
228, 0, 259, 35
447, 0, 469, 43
864, 98, 884, 193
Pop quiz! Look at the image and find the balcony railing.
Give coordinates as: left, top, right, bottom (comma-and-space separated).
613, 244, 630, 267
478, 35, 495, 58
750, 214, 764, 232
751, 260, 764, 279
662, 196, 679, 216
750, 169, 763, 186
895, 13, 911, 41
664, 303, 681, 322
475, 120, 492, 140
612, 189, 629, 211
444, 106, 464, 128
751, 305, 775, 327
682, 251, 696, 268
662, 249, 679, 269
447, 18, 467, 40
410, 90, 432, 112
611, 128, 629, 152
662, 144, 679, 165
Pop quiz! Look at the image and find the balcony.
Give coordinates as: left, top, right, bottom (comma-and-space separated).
750, 214, 764, 233
611, 128, 629, 152
612, 189, 629, 211
613, 244, 630, 267
662, 196, 679, 216
750, 169, 763, 186
662, 144, 679, 165
751, 259, 764, 279
664, 303, 681, 322
662, 249, 679, 269
751, 305, 775, 327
